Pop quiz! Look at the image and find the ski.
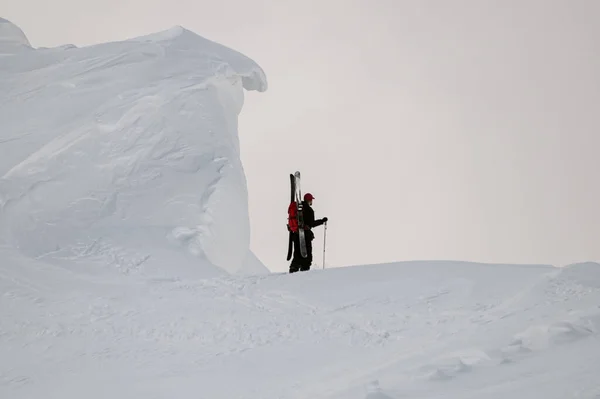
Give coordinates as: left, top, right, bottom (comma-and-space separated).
286, 173, 295, 261
294, 171, 308, 258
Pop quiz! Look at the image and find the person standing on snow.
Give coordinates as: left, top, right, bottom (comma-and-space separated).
289, 193, 328, 273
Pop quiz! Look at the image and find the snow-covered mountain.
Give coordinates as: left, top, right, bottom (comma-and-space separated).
1, 18, 599, 399
0, 18, 268, 278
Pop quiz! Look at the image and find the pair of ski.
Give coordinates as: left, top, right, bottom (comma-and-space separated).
287, 171, 308, 260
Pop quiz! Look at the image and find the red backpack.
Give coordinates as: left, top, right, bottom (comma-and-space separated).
287, 201, 298, 232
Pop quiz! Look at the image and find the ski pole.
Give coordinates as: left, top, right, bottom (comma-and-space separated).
322, 221, 327, 269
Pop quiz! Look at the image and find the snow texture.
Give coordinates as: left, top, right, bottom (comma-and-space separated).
0, 18, 268, 278
2, 18, 600, 399
2, 254, 600, 399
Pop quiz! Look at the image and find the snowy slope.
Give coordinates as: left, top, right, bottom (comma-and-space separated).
2, 253, 599, 399
0, 18, 268, 277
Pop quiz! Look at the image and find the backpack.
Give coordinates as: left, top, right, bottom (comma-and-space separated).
287, 201, 298, 232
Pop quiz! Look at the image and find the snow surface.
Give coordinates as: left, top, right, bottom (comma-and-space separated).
2, 18, 600, 399
0, 18, 268, 278
2, 253, 600, 398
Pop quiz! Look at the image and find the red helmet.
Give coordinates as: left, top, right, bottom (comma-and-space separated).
304, 193, 315, 201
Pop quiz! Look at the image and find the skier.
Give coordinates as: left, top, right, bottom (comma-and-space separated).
289, 192, 328, 273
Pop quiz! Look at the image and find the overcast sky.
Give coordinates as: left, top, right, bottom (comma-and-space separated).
4, 0, 600, 272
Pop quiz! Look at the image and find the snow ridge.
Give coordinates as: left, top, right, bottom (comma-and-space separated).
0, 20, 268, 277
0, 18, 32, 54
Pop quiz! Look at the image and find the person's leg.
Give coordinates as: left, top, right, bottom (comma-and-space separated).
289, 232, 301, 273
300, 236, 313, 271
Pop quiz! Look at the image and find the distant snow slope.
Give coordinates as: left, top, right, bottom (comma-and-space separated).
1, 253, 599, 399
0, 18, 268, 277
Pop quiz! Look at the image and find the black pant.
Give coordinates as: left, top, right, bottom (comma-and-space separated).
289, 230, 313, 273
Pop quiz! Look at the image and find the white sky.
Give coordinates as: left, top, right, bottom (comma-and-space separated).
4, 0, 600, 272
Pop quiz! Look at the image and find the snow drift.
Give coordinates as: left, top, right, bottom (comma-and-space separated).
0, 18, 268, 277
0, 17, 32, 54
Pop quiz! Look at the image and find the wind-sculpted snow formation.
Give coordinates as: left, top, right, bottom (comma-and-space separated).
0, 18, 268, 277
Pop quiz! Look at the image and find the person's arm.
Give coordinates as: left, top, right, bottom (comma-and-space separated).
309, 215, 328, 228
304, 204, 328, 228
